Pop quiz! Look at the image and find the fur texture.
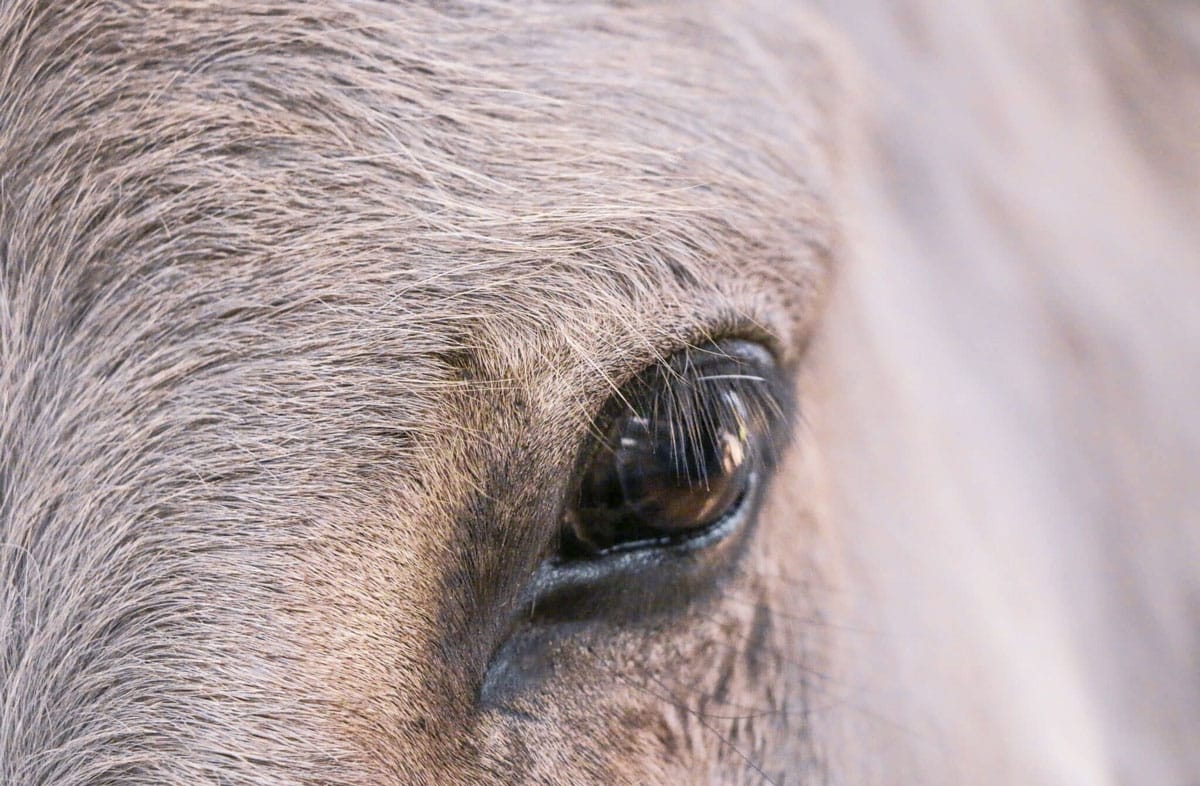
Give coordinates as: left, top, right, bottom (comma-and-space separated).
0, 1, 1195, 785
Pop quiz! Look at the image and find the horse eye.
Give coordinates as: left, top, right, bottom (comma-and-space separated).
562, 340, 784, 557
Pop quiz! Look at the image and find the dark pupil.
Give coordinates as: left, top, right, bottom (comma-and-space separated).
574, 387, 754, 552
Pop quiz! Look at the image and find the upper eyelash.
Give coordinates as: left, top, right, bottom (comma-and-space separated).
621, 351, 792, 482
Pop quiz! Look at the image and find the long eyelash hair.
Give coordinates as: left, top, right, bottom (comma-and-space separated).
639, 343, 795, 489
559, 340, 794, 555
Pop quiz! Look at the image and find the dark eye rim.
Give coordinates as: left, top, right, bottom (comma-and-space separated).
518, 466, 770, 625
478, 336, 794, 699
479, 467, 768, 706
553, 336, 790, 563
568, 461, 760, 550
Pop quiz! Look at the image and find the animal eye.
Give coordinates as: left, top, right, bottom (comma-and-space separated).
561, 340, 786, 557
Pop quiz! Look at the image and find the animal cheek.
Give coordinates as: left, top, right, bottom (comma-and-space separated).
471, 639, 706, 784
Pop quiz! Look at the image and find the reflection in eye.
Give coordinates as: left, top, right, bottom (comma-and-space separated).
563, 341, 789, 556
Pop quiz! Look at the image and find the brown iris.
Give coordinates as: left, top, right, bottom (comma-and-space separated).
563, 341, 781, 556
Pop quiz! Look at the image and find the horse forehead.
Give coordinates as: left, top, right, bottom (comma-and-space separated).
2, 2, 837, 398
0, 1, 840, 517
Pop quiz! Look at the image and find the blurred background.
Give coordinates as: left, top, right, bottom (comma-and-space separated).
808, 2, 1199, 783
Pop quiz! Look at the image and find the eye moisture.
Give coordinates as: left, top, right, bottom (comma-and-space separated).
561, 340, 789, 557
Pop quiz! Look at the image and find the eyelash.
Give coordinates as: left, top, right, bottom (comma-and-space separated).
626, 349, 791, 478
559, 340, 794, 558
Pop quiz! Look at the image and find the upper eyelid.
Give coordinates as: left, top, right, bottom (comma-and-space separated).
614, 346, 786, 427
571, 337, 792, 462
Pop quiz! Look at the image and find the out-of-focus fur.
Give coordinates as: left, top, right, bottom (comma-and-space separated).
0, 1, 1195, 784
817, 2, 1200, 784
